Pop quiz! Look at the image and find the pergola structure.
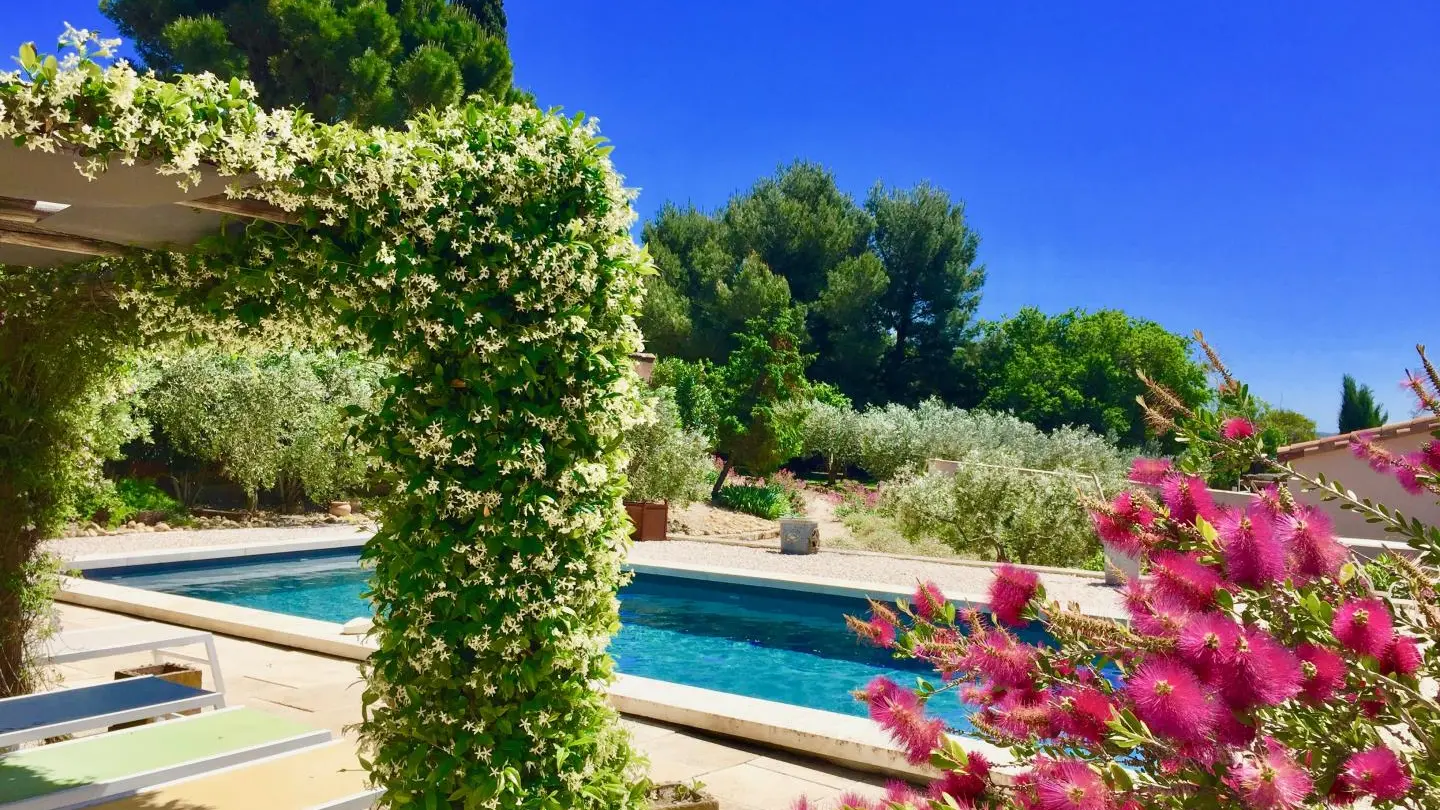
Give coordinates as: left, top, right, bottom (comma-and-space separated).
0, 39, 649, 809
0, 145, 299, 266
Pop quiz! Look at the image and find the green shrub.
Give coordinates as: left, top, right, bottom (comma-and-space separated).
884, 456, 1105, 568
715, 483, 793, 520
624, 388, 713, 506
73, 477, 187, 527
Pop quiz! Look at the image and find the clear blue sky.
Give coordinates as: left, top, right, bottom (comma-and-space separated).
5, 2, 1437, 430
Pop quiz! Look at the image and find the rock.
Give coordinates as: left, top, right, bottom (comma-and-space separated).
324, 515, 339, 524
340, 617, 373, 636
82, 528, 98, 537
154, 522, 171, 531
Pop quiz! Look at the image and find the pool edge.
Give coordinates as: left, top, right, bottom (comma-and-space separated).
58, 565, 1010, 781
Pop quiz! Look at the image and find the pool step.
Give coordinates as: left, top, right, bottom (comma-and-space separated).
0, 706, 330, 810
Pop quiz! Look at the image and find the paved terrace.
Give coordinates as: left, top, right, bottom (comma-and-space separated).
56, 603, 890, 810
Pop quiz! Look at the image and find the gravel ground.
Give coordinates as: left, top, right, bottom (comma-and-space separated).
46, 523, 373, 558
48, 524, 1123, 618
631, 539, 1125, 618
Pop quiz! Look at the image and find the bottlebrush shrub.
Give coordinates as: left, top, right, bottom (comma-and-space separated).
808, 343, 1440, 810
2, 31, 648, 808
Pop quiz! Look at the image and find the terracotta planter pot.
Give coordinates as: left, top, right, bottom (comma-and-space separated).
625, 501, 668, 541
328, 501, 352, 517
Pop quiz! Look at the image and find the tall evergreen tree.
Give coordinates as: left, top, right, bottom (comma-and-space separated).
867, 182, 985, 404
639, 164, 988, 406
101, 0, 517, 127
1338, 374, 1389, 434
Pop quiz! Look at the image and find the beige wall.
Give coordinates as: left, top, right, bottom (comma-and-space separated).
1286, 430, 1438, 542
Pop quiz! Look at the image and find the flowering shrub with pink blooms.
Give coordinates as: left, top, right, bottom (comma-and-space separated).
804, 343, 1440, 810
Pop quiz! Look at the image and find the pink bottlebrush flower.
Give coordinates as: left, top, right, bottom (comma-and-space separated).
1394, 451, 1428, 495
1349, 434, 1396, 473
1295, 644, 1346, 703
1217, 505, 1287, 588
930, 751, 992, 802
913, 580, 947, 621
1254, 484, 1288, 519
862, 677, 944, 765
1051, 685, 1116, 744
962, 629, 1040, 689
990, 564, 1040, 627
1176, 612, 1243, 681
1423, 440, 1440, 472
834, 793, 879, 810
881, 780, 925, 806
985, 688, 1055, 741
1276, 506, 1347, 581
1332, 598, 1394, 658
1216, 713, 1258, 747
1221, 417, 1257, 441
1126, 658, 1220, 744
1150, 551, 1226, 611
1129, 457, 1173, 485
854, 614, 897, 648
1337, 747, 1413, 802
1123, 581, 1194, 638
1032, 759, 1112, 810
1382, 635, 1423, 677
1225, 739, 1314, 810
1162, 474, 1219, 526
1220, 628, 1302, 710
1091, 491, 1154, 556
790, 799, 818, 810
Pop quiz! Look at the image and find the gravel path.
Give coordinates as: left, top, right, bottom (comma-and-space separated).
49, 525, 1123, 618
46, 523, 373, 558
631, 540, 1124, 618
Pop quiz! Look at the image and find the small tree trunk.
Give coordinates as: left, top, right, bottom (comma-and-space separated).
825, 454, 839, 486
0, 510, 44, 699
711, 458, 733, 498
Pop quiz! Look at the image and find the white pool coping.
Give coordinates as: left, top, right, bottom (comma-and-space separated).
59, 538, 1031, 778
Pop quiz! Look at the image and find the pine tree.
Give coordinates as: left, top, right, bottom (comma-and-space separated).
1338, 374, 1389, 434
101, 0, 518, 127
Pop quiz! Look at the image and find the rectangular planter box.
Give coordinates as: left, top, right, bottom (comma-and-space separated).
112, 662, 203, 730
625, 501, 669, 542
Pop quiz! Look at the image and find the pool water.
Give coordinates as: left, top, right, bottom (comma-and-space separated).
95, 552, 1047, 729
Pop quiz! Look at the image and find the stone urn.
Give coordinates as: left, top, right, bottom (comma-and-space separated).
779, 518, 819, 555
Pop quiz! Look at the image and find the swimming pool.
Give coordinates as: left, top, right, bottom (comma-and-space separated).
93, 551, 1045, 729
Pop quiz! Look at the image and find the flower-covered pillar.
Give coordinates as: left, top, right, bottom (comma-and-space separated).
341, 109, 651, 809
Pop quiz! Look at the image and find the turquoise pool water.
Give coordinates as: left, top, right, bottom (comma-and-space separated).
95, 552, 1046, 729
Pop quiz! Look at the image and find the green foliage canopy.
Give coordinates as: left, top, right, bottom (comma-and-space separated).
101, 0, 517, 126
1339, 373, 1389, 434
710, 309, 812, 492
640, 162, 985, 406
1258, 406, 1319, 445
970, 307, 1209, 447
623, 387, 712, 506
